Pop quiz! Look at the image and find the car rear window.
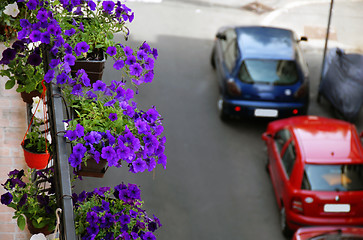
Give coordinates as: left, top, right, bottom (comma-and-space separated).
301, 164, 363, 191
239, 59, 298, 85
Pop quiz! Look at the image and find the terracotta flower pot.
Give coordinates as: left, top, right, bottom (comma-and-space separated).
20, 90, 42, 104
22, 142, 50, 169
27, 218, 53, 235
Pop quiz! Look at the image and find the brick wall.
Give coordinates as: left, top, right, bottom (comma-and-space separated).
0, 43, 31, 240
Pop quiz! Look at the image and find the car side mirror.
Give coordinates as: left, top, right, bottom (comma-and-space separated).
216, 33, 226, 40
262, 132, 272, 141
299, 36, 308, 42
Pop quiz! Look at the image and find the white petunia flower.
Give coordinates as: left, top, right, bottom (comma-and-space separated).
30, 233, 46, 240
3, 2, 20, 18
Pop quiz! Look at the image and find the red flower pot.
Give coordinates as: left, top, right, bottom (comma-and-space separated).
22, 144, 50, 170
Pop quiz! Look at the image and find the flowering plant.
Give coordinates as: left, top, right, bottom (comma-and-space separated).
72, 184, 161, 240
23, 96, 51, 154
63, 76, 167, 174
0, 0, 53, 93
0, 168, 57, 232
52, 0, 134, 60
0, 1, 26, 41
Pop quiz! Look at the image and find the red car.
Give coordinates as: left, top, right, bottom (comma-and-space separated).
293, 226, 363, 240
262, 116, 363, 236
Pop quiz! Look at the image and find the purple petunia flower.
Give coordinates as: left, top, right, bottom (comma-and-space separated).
49, 59, 60, 69
143, 232, 156, 240
128, 183, 141, 200
29, 30, 41, 42
108, 113, 118, 122
144, 57, 155, 71
44, 69, 55, 83
157, 154, 167, 169
0, 192, 13, 205
86, 90, 97, 99
101, 146, 116, 161
102, 1, 115, 14
113, 59, 124, 70
117, 145, 130, 160
64, 43, 73, 54
144, 71, 154, 83
74, 41, 89, 56
20, 19, 30, 29
64, 28, 76, 36
40, 32, 51, 44
56, 72, 69, 85
37, 9, 48, 22
64, 130, 77, 141
1, 48, 16, 64
130, 63, 143, 76
106, 46, 117, 56
137, 50, 147, 60
104, 99, 116, 107
86, 223, 99, 236
141, 42, 151, 53
75, 124, 84, 138
132, 158, 146, 173
123, 46, 133, 56
146, 108, 159, 123
71, 84, 83, 96
27, 53, 42, 66
73, 143, 87, 157
64, 54, 76, 66
125, 55, 136, 66
26, 0, 38, 10
48, 23, 61, 36
152, 48, 158, 60
120, 214, 131, 225
68, 153, 83, 168
18, 193, 28, 207
88, 0, 96, 10
93, 80, 106, 92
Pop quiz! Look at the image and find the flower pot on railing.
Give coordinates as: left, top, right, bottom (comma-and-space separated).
22, 140, 50, 169
76, 158, 108, 178
71, 50, 105, 84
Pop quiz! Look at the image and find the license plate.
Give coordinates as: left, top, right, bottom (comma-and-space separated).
324, 204, 350, 213
254, 109, 278, 117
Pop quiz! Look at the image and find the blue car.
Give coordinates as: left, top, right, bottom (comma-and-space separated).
211, 26, 310, 120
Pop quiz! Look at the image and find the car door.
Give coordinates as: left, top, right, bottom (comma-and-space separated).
270, 129, 297, 206
215, 28, 237, 91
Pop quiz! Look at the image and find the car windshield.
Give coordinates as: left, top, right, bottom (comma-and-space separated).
239, 59, 298, 85
302, 164, 363, 191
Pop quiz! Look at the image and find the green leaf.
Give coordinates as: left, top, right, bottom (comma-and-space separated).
17, 215, 26, 231
5, 79, 15, 89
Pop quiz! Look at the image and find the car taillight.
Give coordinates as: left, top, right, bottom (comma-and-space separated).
227, 78, 242, 96
291, 197, 304, 214
294, 81, 308, 99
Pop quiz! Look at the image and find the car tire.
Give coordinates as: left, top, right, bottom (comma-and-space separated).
210, 47, 216, 70
218, 96, 228, 121
280, 206, 292, 237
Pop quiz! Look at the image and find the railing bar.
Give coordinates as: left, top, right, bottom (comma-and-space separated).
48, 83, 77, 240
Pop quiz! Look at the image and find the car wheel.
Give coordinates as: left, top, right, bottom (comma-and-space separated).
280, 206, 292, 237
210, 47, 216, 70
218, 96, 228, 121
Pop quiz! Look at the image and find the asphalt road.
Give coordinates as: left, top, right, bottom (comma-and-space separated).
74, 1, 363, 239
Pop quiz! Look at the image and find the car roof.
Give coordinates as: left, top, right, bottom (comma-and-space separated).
235, 26, 295, 60
288, 116, 363, 164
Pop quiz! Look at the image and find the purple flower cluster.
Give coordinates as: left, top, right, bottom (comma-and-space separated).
64, 79, 167, 174
1, 168, 57, 231
108, 41, 158, 86
73, 184, 161, 240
